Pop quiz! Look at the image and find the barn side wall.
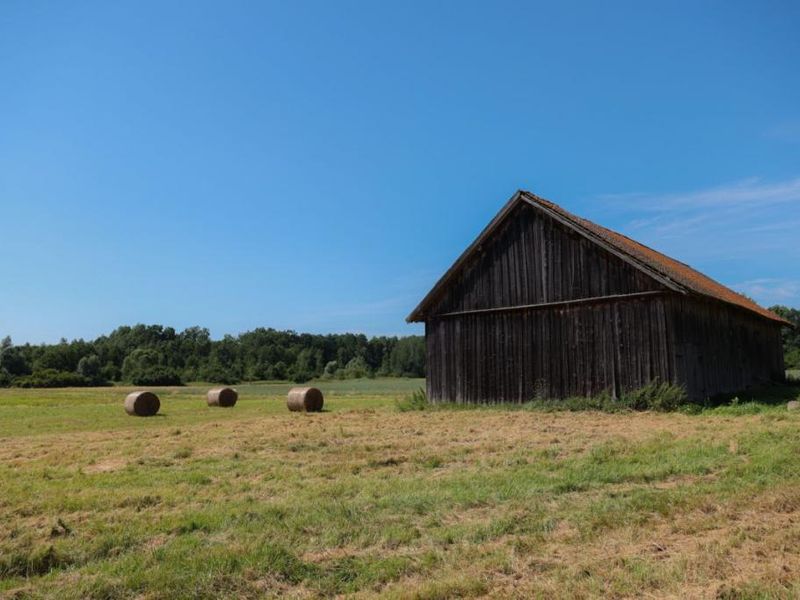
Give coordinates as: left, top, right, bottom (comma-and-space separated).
428, 202, 664, 316
665, 296, 785, 400
425, 292, 786, 404
426, 295, 675, 403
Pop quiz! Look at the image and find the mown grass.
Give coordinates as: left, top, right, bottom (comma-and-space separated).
2, 378, 800, 598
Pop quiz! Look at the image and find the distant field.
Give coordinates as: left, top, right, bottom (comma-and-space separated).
2, 378, 800, 598
0, 378, 425, 438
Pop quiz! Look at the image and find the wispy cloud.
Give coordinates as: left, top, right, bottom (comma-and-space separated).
590, 177, 800, 308
732, 278, 800, 307
599, 176, 800, 211
597, 176, 800, 247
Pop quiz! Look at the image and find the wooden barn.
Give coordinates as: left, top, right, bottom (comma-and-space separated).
407, 190, 788, 403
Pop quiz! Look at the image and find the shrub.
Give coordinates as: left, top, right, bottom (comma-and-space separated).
14, 369, 90, 388
101, 362, 121, 383
0, 346, 31, 377
271, 361, 288, 380
388, 337, 425, 377
76, 355, 109, 385
785, 348, 800, 370
128, 367, 183, 386
620, 380, 688, 412
291, 370, 312, 384
342, 356, 369, 379
322, 361, 338, 379
529, 381, 687, 412
0, 368, 12, 387
770, 305, 800, 368
197, 364, 238, 385
77, 354, 100, 379
396, 388, 428, 412
122, 348, 163, 382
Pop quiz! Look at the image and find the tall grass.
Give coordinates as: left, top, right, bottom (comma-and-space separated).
397, 380, 689, 413
399, 379, 800, 414
395, 388, 428, 412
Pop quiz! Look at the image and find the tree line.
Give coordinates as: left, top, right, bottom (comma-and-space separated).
2, 304, 796, 389
772, 305, 800, 370
0, 325, 426, 388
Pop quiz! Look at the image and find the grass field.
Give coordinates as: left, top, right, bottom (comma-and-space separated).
3, 378, 800, 599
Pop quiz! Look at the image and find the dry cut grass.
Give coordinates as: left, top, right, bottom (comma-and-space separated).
1, 380, 800, 598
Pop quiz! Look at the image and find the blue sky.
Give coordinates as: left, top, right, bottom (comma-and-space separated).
1, 1, 799, 344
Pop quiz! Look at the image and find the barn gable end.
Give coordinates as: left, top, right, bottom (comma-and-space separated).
417, 200, 668, 319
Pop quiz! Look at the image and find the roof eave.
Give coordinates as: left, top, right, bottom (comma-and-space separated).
684, 291, 793, 327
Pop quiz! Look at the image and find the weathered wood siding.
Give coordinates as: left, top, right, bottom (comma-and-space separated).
426, 293, 785, 403
428, 202, 663, 316
426, 295, 675, 403
666, 296, 785, 400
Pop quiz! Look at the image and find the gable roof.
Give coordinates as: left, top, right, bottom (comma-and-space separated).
407, 190, 789, 325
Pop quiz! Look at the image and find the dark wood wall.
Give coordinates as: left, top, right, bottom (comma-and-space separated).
426, 295, 674, 403
426, 294, 784, 403
666, 296, 785, 400
423, 202, 785, 403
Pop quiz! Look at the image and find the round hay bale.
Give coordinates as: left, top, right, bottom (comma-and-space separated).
207, 387, 238, 407
124, 391, 160, 417
287, 387, 324, 412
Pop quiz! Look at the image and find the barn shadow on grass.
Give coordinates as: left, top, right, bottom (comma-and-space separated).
700, 380, 800, 412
